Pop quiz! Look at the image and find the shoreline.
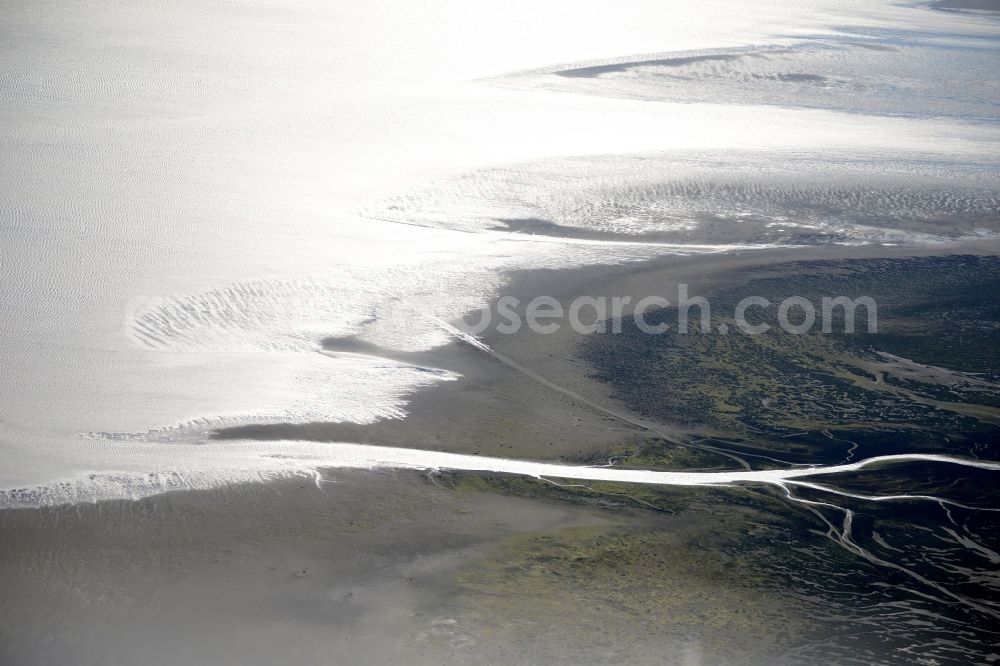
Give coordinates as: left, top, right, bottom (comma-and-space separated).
3, 241, 999, 665
0, 467, 824, 666
219, 238, 1000, 449
3, 239, 998, 510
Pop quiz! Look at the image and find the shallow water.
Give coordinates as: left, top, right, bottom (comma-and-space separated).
1, 0, 998, 497
4, 3, 1000, 664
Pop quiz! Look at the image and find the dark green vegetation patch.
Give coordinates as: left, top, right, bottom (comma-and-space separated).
582, 255, 1000, 459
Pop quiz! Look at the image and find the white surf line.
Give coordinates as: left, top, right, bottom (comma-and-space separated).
282, 444, 1000, 487
4, 441, 997, 616
423, 315, 1000, 507
311, 308, 1000, 617
272, 442, 1000, 619
424, 314, 758, 469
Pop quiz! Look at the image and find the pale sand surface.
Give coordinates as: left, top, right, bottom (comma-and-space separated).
4, 242, 998, 665
0, 469, 808, 666
217, 241, 1000, 461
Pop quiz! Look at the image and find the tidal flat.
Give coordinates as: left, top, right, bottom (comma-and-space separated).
4, 246, 1000, 665
212, 245, 1000, 663
0, 468, 822, 666
3, 0, 999, 663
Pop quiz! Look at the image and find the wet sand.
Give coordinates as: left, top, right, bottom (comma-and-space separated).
930, 0, 1000, 11
0, 469, 814, 666
216, 240, 1000, 461
4, 241, 999, 665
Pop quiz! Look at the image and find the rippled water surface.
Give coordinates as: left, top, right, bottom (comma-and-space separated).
2, 1, 1000, 663
2, 0, 998, 494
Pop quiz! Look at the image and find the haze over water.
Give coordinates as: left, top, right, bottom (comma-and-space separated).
1, 0, 998, 502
